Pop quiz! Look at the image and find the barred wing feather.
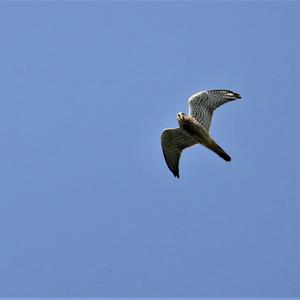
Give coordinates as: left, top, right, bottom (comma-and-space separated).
188, 89, 241, 131
161, 128, 197, 178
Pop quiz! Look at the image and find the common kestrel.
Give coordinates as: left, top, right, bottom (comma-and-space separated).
161, 89, 242, 178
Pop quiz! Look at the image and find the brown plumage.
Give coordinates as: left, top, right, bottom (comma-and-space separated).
177, 113, 231, 162
161, 89, 242, 178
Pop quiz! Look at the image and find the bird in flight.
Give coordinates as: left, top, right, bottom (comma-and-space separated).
161, 89, 242, 178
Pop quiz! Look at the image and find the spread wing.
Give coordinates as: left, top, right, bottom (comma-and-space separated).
161, 128, 197, 178
188, 89, 241, 131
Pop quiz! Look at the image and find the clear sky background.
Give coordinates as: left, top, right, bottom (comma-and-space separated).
0, 1, 299, 297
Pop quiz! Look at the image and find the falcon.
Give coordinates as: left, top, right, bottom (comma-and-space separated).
161, 89, 242, 178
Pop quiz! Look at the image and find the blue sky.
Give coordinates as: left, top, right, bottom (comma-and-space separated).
0, 1, 299, 297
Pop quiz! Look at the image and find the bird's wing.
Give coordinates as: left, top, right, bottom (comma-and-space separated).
161, 128, 197, 178
189, 89, 241, 131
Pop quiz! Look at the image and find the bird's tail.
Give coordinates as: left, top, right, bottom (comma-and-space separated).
209, 142, 231, 162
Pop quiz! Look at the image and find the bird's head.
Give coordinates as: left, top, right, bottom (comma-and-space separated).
176, 112, 186, 122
